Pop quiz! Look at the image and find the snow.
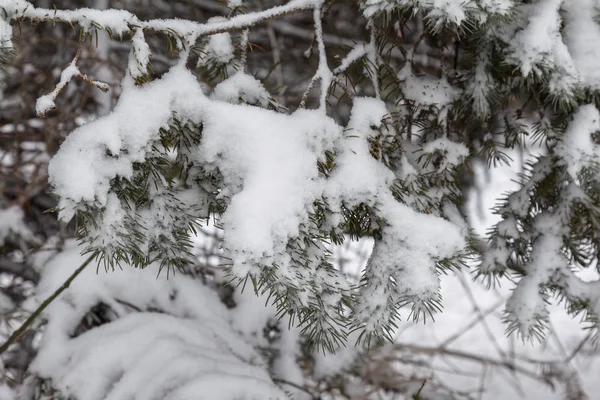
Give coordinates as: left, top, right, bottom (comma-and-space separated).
421, 137, 470, 171
397, 60, 459, 120
0, 17, 12, 49
312, 6, 332, 112
508, 0, 580, 98
7, 0, 600, 397
36, 63, 80, 116
467, 56, 492, 118
0, 0, 316, 46
324, 144, 600, 399
128, 29, 150, 79
29, 241, 288, 400
196, 100, 339, 272
211, 72, 271, 107
563, 0, 600, 91
200, 18, 235, 65
0, 291, 14, 314
556, 104, 600, 179
48, 66, 201, 218
0, 0, 136, 35
333, 43, 369, 75
44, 50, 467, 338
0, 384, 14, 400
326, 97, 466, 333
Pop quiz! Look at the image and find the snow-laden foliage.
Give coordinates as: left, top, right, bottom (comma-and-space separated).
2, 0, 600, 398
43, 61, 467, 344
22, 241, 289, 400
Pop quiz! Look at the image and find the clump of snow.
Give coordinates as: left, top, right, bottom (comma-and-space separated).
562, 0, 600, 91
556, 104, 600, 179
326, 98, 466, 333
128, 29, 150, 79
421, 137, 469, 172
195, 102, 340, 273
0, 1, 136, 35
29, 242, 287, 400
36, 63, 80, 116
198, 17, 235, 65
231, 288, 309, 400
478, 0, 514, 15
361, 0, 474, 23
333, 43, 369, 74
48, 65, 203, 219
211, 72, 271, 107
508, 0, 580, 97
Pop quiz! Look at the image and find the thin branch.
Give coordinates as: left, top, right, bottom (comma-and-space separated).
36, 42, 109, 117
0, 252, 98, 355
6, 0, 318, 39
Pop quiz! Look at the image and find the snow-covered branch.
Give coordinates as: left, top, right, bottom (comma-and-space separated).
0, 0, 317, 39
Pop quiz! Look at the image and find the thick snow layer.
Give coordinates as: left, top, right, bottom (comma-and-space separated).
47, 64, 466, 336
326, 98, 465, 332
556, 104, 600, 179
563, 0, 600, 91
325, 147, 600, 399
212, 72, 271, 107
202, 18, 235, 64
29, 242, 287, 400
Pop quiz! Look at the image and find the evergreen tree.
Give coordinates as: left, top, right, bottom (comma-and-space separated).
0, 0, 600, 398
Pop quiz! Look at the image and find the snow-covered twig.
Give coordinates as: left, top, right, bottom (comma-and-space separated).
36, 42, 109, 117
367, 24, 380, 99
239, 28, 250, 70
313, 6, 331, 112
299, 6, 332, 110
